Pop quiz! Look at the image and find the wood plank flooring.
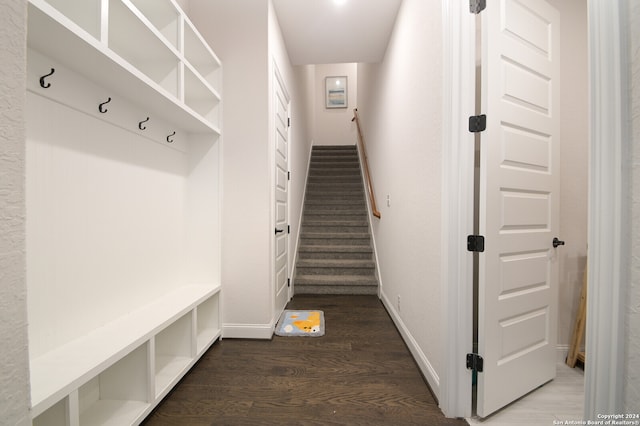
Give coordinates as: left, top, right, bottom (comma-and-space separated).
142, 295, 468, 425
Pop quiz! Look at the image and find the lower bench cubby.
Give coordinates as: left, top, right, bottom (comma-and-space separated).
30, 284, 221, 426
79, 344, 151, 426
154, 312, 194, 399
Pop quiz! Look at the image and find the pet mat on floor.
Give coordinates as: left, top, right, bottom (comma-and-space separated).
275, 310, 325, 337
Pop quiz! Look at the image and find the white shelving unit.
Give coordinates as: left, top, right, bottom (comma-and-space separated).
26, 0, 223, 424
197, 292, 222, 354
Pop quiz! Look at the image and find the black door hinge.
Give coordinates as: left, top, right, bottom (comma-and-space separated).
288, 117, 291, 127
470, 0, 486, 14
288, 171, 291, 181
467, 235, 485, 252
466, 353, 484, 372
469, 114, 487, 132
287, 278, 291, 288
287, 225, 290, 234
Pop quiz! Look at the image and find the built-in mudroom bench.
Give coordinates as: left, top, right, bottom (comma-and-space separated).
25, 0, 223, 424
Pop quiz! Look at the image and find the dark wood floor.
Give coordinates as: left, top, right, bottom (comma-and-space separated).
143, 295, 468, 425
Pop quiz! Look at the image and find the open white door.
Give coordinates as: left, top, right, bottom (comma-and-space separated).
477, 0, 561, 417
274, 66, 291, 315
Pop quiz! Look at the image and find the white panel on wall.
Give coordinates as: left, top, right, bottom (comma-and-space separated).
26, 92, 189, 357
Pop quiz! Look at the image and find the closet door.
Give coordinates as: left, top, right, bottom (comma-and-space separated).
476, 0, 561, 417
274, 65, 290, 316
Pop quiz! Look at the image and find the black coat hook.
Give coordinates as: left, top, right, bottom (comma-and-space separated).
139, 117, 150, 130
40, 68, 55, 88
98, 97, 111, 113
167, 131, 176, 143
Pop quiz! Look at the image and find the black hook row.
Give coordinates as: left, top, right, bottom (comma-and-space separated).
38, 68, 176, 144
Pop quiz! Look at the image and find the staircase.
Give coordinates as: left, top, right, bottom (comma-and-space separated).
294, 145, 378, 295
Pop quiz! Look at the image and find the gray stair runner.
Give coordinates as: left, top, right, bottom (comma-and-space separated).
294, 145, 378, 295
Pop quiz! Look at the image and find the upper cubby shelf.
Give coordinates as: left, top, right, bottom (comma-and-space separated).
127, 0, 181, 51
27, 0, 221, 135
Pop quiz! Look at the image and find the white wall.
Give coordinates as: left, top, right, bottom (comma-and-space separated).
313, 63, 358, 146
546, 0, 589, 349
357, 0, 444, 397
175, 0, 189, 13
189, 0, 312, 337
625, 0, 640, 412
189, 0, 272, 336
0, 1, 30, 424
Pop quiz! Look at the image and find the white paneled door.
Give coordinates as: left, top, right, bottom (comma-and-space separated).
477, 0, 561, 417
274, 67, 290, 316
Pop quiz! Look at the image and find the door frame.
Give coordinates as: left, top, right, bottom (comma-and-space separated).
440, 0, 628, 418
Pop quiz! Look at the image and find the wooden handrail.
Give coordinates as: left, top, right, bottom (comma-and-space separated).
352, 108, 381, 219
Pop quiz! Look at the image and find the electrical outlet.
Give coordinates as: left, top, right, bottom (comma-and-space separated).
397, 295, 401, 312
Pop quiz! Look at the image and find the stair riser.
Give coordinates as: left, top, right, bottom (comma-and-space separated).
307, 182, 362, 188
308, 178, 361, 185
294, 285, 378, 295
313, 148, 357, 153
300, 238, 371, 246
310, 166, 360, 172
310, 165, 360, 171
302, 226, 368, 234
298, 251, 372, 260
306, 187, 364, 193
305, 192, 364, 199
296, 267, 375, 276
310, 158, 358, 164
302, 220, 368, 226
304, 211, 367, 217
305, 203, 365, 211
304, 196, 365, 203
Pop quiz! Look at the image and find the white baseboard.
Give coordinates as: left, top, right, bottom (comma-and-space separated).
223, 323, 274, 339
380, 291, 441, 399
557, 344, 569, 364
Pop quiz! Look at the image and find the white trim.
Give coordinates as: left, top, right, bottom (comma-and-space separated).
556, 344, 570, 364
289, 141, 314, 293
354, 140, 383, 297
223, 323, 275, 339
440, 0, 476, 418
380, 292, 440, 397
585, 0, 628, 418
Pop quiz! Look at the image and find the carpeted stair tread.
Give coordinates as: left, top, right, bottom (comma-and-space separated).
307, 182, 363, 188
302, 227, 369, 235
292, 285, 378, 295
297, 258, 375, 268
302, 218, 368, 226
298, 244, 373, 252
303, 202, 366, 210
300, 231, 371, 239
295, 275, 378, 286
304, 194, 365, 201
303, 212, 367, 219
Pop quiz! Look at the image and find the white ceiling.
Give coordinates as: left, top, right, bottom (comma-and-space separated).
272, 0, 402, 65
